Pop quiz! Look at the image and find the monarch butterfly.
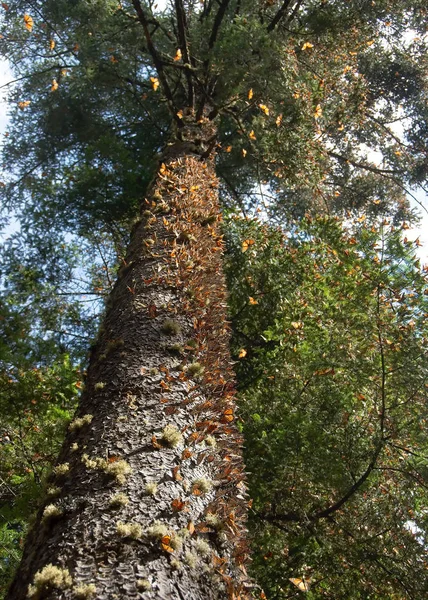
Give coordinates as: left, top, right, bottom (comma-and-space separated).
289, 577, 311, 592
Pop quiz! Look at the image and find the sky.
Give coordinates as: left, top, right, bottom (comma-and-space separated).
0, 59, 11, 146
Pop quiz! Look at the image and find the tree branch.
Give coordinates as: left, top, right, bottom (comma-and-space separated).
174, 0, 194, 107
327, 150, 405, 176
209, 0, 232, 49
267, 0, 294, 33
131, 0, 180, 121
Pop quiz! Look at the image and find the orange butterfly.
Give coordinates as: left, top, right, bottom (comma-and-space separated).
289, 577, 311, 592
241, 239, 255, 252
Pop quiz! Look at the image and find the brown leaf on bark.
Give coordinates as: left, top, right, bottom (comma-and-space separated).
171, 498, 186, 512
172, 466, 182, 481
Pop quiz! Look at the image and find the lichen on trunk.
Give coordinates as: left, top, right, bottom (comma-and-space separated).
6, 115, 249, 600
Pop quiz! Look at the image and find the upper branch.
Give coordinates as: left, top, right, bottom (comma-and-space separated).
209, 0, 232, 49
131, 0, 180, 119
267, 0, 298, 32
174, 0, 194, 106
327, 150, 405, 176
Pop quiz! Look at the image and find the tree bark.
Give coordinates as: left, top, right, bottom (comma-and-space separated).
6, 114, 249, 600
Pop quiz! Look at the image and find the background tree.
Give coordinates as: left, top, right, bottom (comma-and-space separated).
226, 215, 428, 598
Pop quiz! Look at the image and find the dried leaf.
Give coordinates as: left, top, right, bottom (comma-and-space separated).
172, 466, 182, 481
171, 498, 186, 512
187, 521, 195, 535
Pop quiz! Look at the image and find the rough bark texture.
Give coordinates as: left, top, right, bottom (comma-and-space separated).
6, 116, 249, 600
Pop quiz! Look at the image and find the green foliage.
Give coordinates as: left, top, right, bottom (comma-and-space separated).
225, 214, 428, 598
0, 357, 80, 596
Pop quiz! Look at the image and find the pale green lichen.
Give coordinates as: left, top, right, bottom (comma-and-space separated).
53, 463, 70, 477
161, 424, 183, 448
145, 482, 158, 496
41, 504, 63, 523
71, 442, 79, 452
103, 459, 132, 484
205, 513, 222, 529
179, 527, 190, 539
205, 435, 217, 448
81, 454, 103, 470
94, 382, 106, 390
161, 319, 181, 336
73, 583, 97, 598
69, 414, 93, 432
192, 477, 212, 494
186, 362, 204, 378
46, 486, 61, 498
81, 455, 131, 484
177, 231, 196, 244
27, 564, 72, 598
200, 214, 217, 227
185, 339, 198, 350
109, 493, 129, 508
146, 521, 169, 539
169, 534, 183, 552
116, 521, 142, 539
183, 551, 198, 568
136, 579, 152, 591
155, 202, 170, 214
105, 339, 124, 353
194, 538, 212, 557
167, 343, 183, 355
170, 559, 182, 570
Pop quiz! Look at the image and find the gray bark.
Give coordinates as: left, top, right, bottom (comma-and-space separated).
6, 116, 249, 600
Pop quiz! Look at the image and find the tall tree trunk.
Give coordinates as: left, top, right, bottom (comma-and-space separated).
6, 114, 249, 600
